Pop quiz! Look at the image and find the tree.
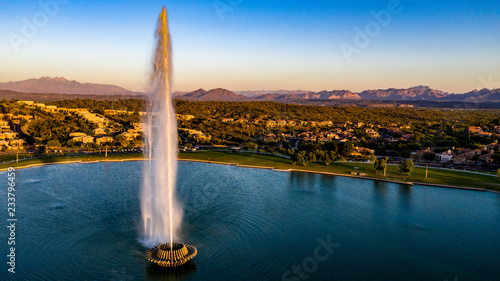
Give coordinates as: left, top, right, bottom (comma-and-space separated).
316, 150, 325, 162
368, 154, 377, 163
328, 151, 337, 162
244, 142, 258, 150
297, 151, 308, 166
384, 157, 389, 176
324, 152, 333, 166
184, 143, 192, 149
497, 168, 500, 178
374, 159, 386, 174
288, 149, 298, 165
307, 151, 316, 163
399, 159, 414, 176
423, 152, 436, 161
47, 139, 61, 147
493, 151, 500, 164
38, 145, 46, 155
340, 141, 353, 157
279, 147, 288, 154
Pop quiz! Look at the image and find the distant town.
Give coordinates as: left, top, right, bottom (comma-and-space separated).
0, 98, 499, 172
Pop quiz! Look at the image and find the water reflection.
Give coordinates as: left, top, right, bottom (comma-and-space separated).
373, 181, 387, 206
146, 261, 197, 281
319, 173, 338, 190
397, 184, 412, 211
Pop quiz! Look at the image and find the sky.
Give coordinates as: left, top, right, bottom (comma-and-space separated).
0, 0, 499, 93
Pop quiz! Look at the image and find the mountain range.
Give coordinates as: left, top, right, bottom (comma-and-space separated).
175, 86, 500, 102
1, 77, 500, 103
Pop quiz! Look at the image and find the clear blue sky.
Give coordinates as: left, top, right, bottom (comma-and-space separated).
1, 0, 499, 93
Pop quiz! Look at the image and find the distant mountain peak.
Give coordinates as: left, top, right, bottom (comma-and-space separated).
409, 85, 430, 91
40, 76, 68, 82
0, 77, 137, 95
179, 88, 246, 101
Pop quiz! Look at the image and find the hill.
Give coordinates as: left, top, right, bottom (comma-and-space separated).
0, 77, 138, 96
177, 88, 247, 101
359, 86, 449, 100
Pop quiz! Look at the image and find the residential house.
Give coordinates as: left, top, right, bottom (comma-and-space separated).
16, 100, 34, 106
468, 126, 483, 134
44, 105, 58, 112
266, 120, 277, 127
264, 134, 278, 142
0, 120, 10, 130
437, 150, 456, 162
0, 132, 19, 140
414, 149, 435, 160
352, 147, 375, 156
72, 135, 94, 143
486, 143, 500, 153
454, 154, 468, 163
365, 128, 380, 139
478, 153, 493, 163
69, 132, 87, 137
276, 120, 287, 126
400, 134, 414, 141
96, 136, 114, 145
94, 128, 107, 135
9, 139, 26, 147
478, 132, 492, 138
176, 114, 195, 121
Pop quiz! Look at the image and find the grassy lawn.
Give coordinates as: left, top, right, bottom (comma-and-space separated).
0, 153, 35, 163
178, 151, 500, 192
1, 150, 498, 192
0, 153, 144, 170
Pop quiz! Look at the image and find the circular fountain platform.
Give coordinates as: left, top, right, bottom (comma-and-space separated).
146, 242, 197, 267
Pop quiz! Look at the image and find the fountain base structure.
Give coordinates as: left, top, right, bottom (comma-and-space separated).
146, 242, 198, 267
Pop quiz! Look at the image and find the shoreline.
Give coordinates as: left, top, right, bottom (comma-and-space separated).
1, 155, 499, 195
179, 158, 500, 194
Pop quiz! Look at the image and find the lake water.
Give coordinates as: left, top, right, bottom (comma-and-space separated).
1, 161, 499, 281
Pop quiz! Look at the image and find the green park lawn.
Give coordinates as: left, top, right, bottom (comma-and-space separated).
178, 151, 500, 192
0, 150, 498, 192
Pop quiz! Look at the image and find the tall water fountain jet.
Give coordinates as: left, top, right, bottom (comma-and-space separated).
142, 6, 197, 268
141, 6, 182, 249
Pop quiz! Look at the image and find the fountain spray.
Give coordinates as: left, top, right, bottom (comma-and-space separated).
142, 7, 197, 267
